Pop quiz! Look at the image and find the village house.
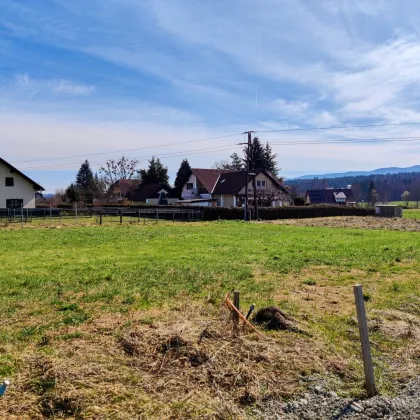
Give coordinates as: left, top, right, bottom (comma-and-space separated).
305, 188, 355, 205
180, 168, 288, 207
0, 157, 44, 208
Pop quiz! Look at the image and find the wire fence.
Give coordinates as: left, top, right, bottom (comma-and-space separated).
0, 207, 204, 226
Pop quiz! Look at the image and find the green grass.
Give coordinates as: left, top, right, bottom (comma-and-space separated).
389, 200, 419, 208
404, 209, 420, 219
0, 221, 419, 414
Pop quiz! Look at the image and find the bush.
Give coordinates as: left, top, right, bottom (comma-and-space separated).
293, 197, 305, 206
200, 205, 375, 221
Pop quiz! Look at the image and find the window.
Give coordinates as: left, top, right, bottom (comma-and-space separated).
5, 177, 14, 187
186, 182, 194, 190
6, 199, 23, 209
256, 180, 266, 188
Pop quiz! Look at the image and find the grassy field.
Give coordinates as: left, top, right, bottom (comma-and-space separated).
0, 221, 419, 418
390, 201, 419, 208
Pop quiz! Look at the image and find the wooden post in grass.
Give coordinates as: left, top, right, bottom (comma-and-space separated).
233, 291, 240, 329
138, 209, 140, 223
99, 210, 103, 225
120, 209, 123, 224
353, 284, 377, 397
21, 205, 24, 227
173, 210, 175, 223
49, 206, 52, 226
75, 204, 78, 225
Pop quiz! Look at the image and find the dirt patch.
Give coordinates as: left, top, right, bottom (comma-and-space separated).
262, 216, 420, 231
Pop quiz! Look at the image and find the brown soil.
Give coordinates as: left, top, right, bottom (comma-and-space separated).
261, 216, 420, 231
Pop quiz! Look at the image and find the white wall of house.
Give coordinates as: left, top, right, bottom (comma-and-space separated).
181, 173, 197, 199
237, 172, 277, 195
0, 162, 37, 208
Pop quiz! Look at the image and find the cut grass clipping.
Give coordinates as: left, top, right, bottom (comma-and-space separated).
0, 220, 419, 418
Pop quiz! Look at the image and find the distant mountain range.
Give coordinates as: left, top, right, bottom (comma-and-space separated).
293, 165, 420, 179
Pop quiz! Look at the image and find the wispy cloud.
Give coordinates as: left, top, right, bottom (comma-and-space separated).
14, 75, 94, 97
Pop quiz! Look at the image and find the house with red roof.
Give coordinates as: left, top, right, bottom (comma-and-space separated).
180, 168, 288, 207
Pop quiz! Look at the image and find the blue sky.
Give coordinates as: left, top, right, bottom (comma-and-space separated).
3, 0, 420, 192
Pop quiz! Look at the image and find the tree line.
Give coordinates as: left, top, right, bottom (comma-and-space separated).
287, 172, 420, 206
50, 137, 281, 205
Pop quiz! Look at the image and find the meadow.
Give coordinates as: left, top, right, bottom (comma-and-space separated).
0, 220, 419, 418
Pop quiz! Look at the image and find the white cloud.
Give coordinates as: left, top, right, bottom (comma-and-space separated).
14, 75, 94, 97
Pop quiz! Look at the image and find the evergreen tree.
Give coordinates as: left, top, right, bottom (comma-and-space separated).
244, 137, 265, 171
76, 160, 94, 190
173, 159, 192, 197
139, 157, 169, 186
65, 183, 80, 203
263, 142, 279, 177
75, 160, 95, 203
230, 153, 243, 170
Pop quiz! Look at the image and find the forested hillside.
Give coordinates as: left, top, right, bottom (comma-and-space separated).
287, 172, 420, 203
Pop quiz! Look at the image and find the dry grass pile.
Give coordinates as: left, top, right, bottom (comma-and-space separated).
264, 216, 420, 231
0, 303, 342, 419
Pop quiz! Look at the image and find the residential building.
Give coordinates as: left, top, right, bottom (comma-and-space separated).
0, 157, 44, 208
129, 183, 178, 205
180, 168, 288, 207
305, 188, 355, 205
108, 179, 142, 202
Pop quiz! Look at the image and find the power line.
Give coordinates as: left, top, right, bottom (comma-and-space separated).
11, 132, 243, 164
256, 122, 420, 133
21, 143, 241, 171
22, 135, 420, 171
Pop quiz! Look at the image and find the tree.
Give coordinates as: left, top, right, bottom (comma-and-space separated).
100, 156, 140, 188
230, 153, 243, 170
76, 160, 94, 190
212, 159, 231, 170
173, 159, 192, 197
244, 137, 265, 171
402, 190, 411, 206
243, 137, 280, 177
138, 157, 169, 186
65, 183, 80, 203
369, 189, 379, 208
263, 142, 279, 177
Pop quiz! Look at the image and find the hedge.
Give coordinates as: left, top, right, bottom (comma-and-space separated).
200, 205, 375, 221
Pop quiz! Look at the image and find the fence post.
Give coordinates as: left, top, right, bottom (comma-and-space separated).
353, 284, 376, 397
120, 209, 123, 224
233, 291, 240, 331
75, 204, 78, 225
156, 209, 159, 223
138, 209, 140, 223
173, 210, 175, 223
21, 206, 24, 227
99, 210, 103, 225
44, 209, 46, 220
49, 206, 52, 226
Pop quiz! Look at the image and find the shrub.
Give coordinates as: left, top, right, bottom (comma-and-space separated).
293, 196, 305, 206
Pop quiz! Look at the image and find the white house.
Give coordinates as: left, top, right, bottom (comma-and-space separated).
180, 168, 288, 207
0, 157, 44, 208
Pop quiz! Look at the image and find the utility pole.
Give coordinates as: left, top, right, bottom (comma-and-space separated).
239, 131, 254, 221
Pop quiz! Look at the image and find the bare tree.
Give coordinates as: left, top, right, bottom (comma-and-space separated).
99, 156, 140, 187
212, 159, 231, 170
401, 190, 411, 206
251, 187, 288, 206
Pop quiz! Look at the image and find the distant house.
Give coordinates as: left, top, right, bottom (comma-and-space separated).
108, 179, 142, 202
0, 157, 44, 208
129, 183, 178, 205
305, 188, 355, 205
180, 168, 288, 207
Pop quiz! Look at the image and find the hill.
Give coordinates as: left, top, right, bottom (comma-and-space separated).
294, 165, 420, 179
287, 171, 420, 203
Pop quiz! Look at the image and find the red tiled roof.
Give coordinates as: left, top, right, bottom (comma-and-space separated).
191, 168, 230, 193
114, 179, 141, 196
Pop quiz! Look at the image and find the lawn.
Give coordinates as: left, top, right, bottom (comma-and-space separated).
0, 221, 419, 418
